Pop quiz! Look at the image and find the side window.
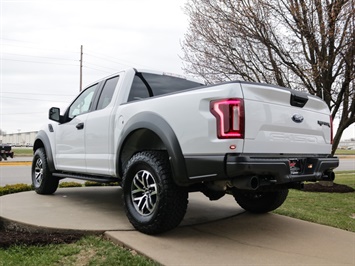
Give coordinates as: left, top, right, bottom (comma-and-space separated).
97, 76, 119, 110
128, 75, 150, 102
68, 84, 98, 119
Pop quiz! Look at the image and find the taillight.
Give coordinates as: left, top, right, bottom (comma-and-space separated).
210, 98, 245, 139
330, 115, 333, 144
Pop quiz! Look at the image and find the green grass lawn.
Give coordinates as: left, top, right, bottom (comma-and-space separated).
11, 148, 33, 157
335, 149, 355, 155
0, 235, 158, 266
274, 171, 355, 232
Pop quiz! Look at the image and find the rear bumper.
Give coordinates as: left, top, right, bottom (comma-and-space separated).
225, 155, 339, 184
184, 154, 339, 185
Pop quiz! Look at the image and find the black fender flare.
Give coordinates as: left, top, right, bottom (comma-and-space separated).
33, 130, 56, 172
117, 112, 188, 186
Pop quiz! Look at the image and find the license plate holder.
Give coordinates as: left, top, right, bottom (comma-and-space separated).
289, 159, 301, 175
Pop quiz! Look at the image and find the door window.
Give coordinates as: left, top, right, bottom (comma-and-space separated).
96, 76, 119, 110
68, 84, 98, 119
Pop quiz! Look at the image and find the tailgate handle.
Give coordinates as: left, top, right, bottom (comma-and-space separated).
290, 93, 308, 108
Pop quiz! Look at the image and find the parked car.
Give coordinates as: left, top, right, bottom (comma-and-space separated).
0, 144, 14, 161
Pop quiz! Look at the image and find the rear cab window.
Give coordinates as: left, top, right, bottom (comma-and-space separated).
128, 72, 203, 102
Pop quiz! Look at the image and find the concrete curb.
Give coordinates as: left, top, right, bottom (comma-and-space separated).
0, 161, 32, 166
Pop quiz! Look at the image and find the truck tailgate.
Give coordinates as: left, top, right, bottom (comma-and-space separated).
241, 83, 332, 155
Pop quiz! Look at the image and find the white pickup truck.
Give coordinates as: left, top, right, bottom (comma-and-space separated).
32, 68, 338, 234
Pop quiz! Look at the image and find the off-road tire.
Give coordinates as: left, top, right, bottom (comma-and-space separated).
232, 189, 289, 213
122, 151, 188, 235
32, 148, 59, 195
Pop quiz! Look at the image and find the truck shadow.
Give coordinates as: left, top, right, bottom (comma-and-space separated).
0, 187, 243, 232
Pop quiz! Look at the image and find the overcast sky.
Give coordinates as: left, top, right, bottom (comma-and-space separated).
1, 0, 190, 134
0, 0, 354, 140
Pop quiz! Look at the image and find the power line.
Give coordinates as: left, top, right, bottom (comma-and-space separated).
85, 52, 132, 67
1, 58, 78, 67
0, 38, 32, 43
84, 62, 117, 71
83, 65, 112, 73
85, 50, 151, 68
1, 39, 151, 69
1, 112, 45, 116
1, 91, 75, 97
1, 46, 148, 71
2, 96, 70, 103
1, 52, 77, 62
1, 42, 77, 54
1, 58, 122, 75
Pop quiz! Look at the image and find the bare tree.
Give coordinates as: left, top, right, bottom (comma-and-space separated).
182, 0, 355, 154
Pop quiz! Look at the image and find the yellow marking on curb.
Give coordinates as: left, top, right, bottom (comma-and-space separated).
0, 161, 31, 166
337, 155, 355, 159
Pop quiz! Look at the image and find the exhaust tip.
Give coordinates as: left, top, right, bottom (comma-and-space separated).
232, 176, 260, 190
322, 171, 335, 181
250, 176, 259, 190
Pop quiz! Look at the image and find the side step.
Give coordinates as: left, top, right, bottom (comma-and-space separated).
53, 172, 120, 184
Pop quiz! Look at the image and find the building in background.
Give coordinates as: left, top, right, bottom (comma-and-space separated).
0, 131, 38, 147
339, 139, 355, 150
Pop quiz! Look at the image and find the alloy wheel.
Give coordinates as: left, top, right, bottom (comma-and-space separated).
34, 158, 43, 187
131, 170, 158, 216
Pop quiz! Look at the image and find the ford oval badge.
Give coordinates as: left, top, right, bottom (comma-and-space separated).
292, 114, 304, 123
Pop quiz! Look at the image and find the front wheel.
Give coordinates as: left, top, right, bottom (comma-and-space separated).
32, 148, 59, 195
122, 151, 188, 235
232, 189, 289, 213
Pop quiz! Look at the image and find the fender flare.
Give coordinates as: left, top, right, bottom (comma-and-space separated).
33, 130, 56, 172
117, 112, 188, 186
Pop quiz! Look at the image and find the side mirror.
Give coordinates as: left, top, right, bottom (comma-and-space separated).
49, 107, 62, 122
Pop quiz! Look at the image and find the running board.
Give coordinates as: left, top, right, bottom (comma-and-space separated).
53, 172, 120, 184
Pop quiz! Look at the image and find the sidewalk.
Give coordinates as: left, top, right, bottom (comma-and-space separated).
107, 213, 355, 265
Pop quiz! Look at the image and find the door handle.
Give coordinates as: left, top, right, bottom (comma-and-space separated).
76, 123, 84, 130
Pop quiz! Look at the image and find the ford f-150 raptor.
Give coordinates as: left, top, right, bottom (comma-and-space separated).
32, 68, 339, 234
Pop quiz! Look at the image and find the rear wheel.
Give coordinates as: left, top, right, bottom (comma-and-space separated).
232, 189, 288, 213
32, 148, 59, 195
122, 151, 188, 235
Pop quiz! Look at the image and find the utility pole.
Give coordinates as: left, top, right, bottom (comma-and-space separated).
79, 45, 83, 91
